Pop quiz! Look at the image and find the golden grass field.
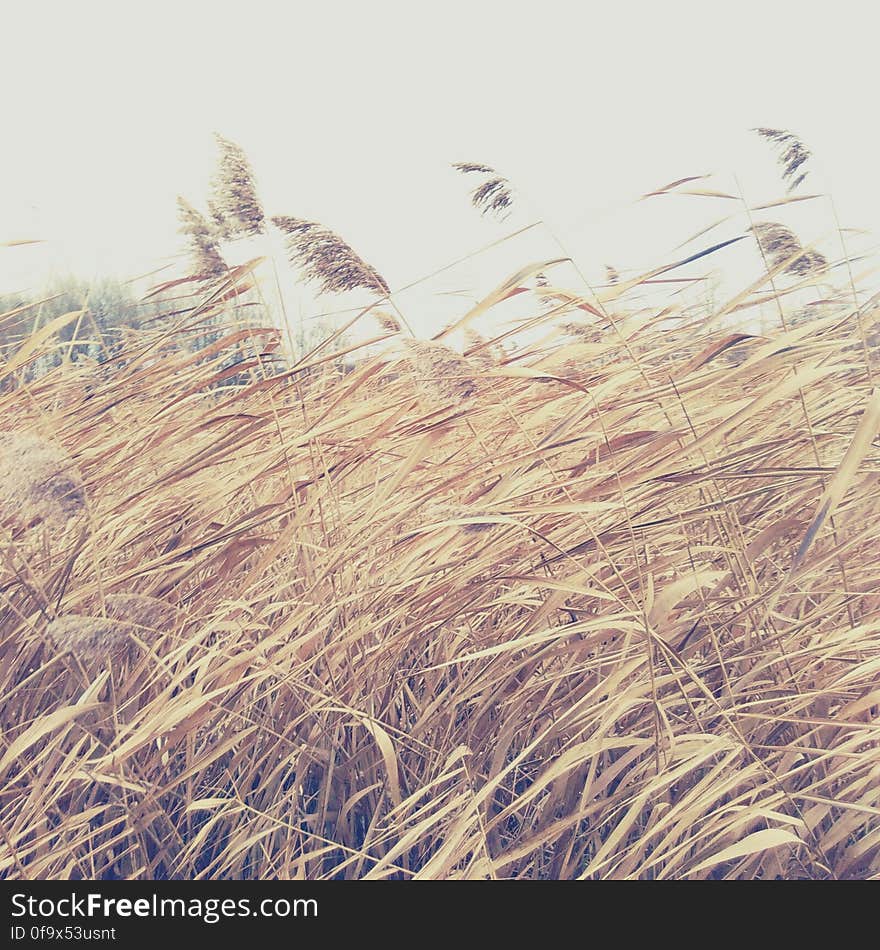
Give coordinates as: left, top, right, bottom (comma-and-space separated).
2, 142, 880, 879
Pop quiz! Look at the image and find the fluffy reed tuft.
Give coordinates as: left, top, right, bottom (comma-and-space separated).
402, 338, 480, 400
0, 433, 85, 529
453, 162, 515, 219
755, 128, 812, 192
751, 221, 827, 277
562, 321, 602, 341
46, 593, 178, 668
208, 133, 265, 238
374, 310, 402, 334
177, 197, 228, 279
271, 215, 389, 296
463, 329, 503, 364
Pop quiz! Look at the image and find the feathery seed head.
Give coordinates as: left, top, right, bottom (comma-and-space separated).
208, 133, 265, 238
403, 338, 479, 400
562, 322, 602, 342
46, 615, 127, 667
754, 128, 813, 192
271, 215, 389, 296
374, 310, 402, 334
47, 593, 178, 668
452, 162, 496, 175
453, 162, 516, 219
751, 222, 826, 277
177, 197, 228, 279
0, 433, 85, 529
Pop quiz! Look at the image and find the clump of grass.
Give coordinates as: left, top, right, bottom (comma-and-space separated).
1, 172, 879, 883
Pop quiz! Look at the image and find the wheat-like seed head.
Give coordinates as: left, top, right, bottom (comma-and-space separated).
271, 216, 389, 296
533, 271, 560, 308
447, 506, 496, 533
452, 162, 496, 175
793, 249, 828, 278
460, 517, 495, 534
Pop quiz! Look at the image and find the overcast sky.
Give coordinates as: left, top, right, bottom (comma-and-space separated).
3, 0, 879, 332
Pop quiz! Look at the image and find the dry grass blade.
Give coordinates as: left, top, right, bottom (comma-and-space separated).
1, 309, 85, 379
792, 388, 880, 569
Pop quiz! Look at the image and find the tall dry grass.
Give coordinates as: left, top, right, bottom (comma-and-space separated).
1, 185, 880, 881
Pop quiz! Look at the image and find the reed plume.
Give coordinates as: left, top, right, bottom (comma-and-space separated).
271, 215, 389, 296
754, 128, 812, 192
47, 593, 178, 669
751, 221, 827, 277
208, 133, 265, 238
374, 310, 402, 333
562, 321, 602, 343
177, 197, 228, 279
453, 162, 515, 219
402, 338, 479, 399
0, 432, 85, 529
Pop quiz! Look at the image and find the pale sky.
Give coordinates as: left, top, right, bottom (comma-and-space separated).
3, 0, 879, 335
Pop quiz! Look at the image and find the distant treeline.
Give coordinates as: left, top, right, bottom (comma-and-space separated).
0, 276, 168, 371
